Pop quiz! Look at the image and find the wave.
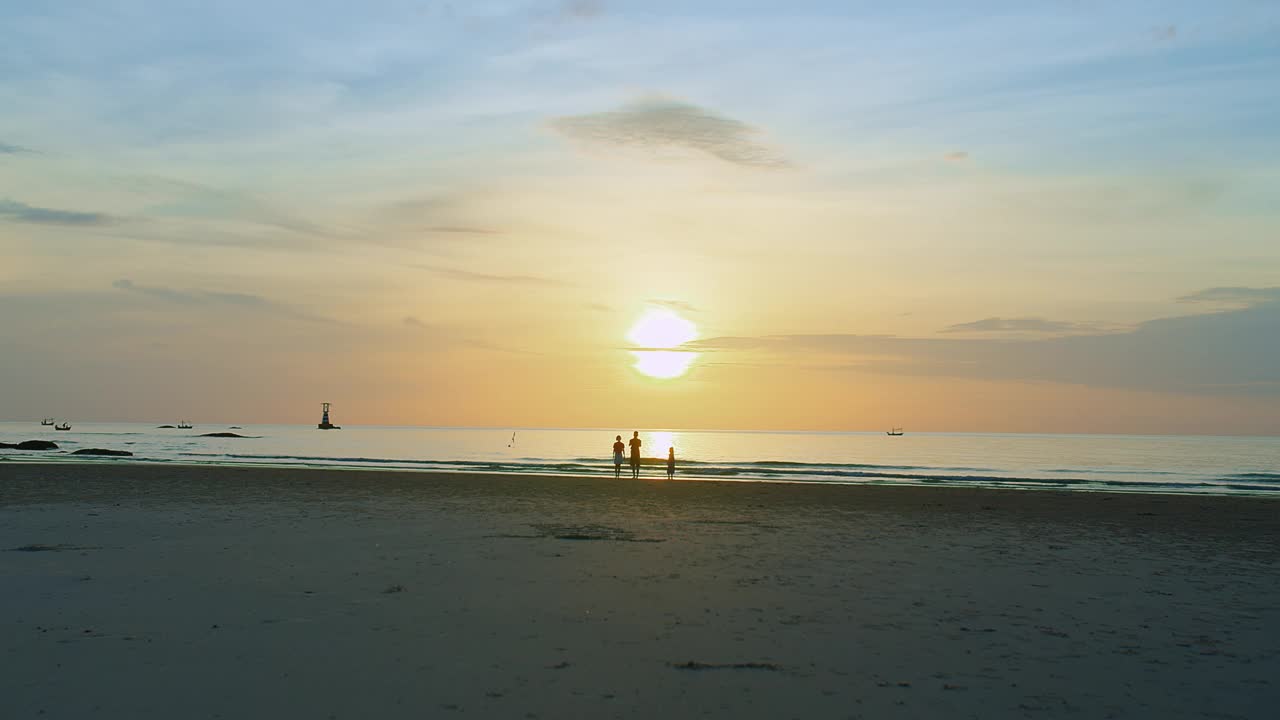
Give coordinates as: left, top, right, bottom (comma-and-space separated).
0, 441, 1245, 497
157, 451, 1280, 495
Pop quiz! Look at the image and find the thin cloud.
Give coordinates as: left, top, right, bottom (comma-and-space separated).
132, 177, 335, 239
692, 288, 1280, 396
942, 317, 1109, 334
1152, 25, 1177, 41
427, 225, 501, 235
1178, 287, 1280, 307
112, 279, 200, 305
413, 264, 569, 286
550, 99, 791, 169
0, 198, 116, 226
649, 299, 699, 313
944, 151, 969, 162
404, 316, 427, 328
0, 142, 36, 155
562, 0, 603, 19
112, 279, 333, 323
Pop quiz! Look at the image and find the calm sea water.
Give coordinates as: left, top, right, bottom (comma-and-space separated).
2, 422, 1278, 496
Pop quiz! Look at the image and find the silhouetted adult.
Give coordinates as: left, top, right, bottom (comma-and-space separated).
628, 431, 642, 479
612, 435, 625, 478
666, 447, 675, 480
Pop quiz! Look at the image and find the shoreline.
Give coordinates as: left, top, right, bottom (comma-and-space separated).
4, 456, 1278, 500
4, 461, 1279, 533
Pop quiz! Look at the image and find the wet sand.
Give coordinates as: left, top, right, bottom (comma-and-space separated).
2, 461, 1278, 719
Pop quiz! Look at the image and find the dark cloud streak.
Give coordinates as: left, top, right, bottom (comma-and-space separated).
413, 264, 570, 287
942, 317, 1111, 334
0, 142, 36, 155
1178, 287, 1280, 307
0, 199, 116, 226
112, 279, 334, 323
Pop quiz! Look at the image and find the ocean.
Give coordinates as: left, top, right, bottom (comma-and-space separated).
2, 422, 1278, 496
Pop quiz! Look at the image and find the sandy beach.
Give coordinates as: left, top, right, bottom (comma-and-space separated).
2, 462, 1278, 719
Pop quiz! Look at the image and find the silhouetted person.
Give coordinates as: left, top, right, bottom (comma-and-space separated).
628, 431, 642, 479
666, 447, 675, 479
612, 435, 625, 478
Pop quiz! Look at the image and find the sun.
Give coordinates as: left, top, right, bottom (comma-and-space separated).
627, 309, 697, 348
628, 308, 698, 379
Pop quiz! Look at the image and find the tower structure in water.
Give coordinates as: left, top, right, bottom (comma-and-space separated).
318, 402, 341, 430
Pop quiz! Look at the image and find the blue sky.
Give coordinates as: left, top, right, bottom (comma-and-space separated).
2, 1, 1279, 431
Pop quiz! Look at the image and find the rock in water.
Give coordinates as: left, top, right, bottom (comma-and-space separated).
199, 432, 251, 438
71, 448, 134, 457
0, 440, 60, 450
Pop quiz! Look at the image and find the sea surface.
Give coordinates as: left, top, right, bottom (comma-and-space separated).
2, 422, 1278, 496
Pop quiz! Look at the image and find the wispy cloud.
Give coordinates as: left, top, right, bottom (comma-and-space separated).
0, 142, 36, 155
1178, 287, 1280, 307
550, 99, 791, 168
413, 264, 569, 286
112, 279, 333, 323
427, 226, 501, 235
649, 299, 699, 313
0, 199, 116, 226
404, 316, 428, 328
941, 316, 1112, 335
943, 151, 969, 162
561, 0, 603, 19
133, 177, 336, 239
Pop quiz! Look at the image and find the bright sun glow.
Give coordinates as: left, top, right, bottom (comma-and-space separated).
628, 309, 699, 378
631, 350, 697, 379
627, 309, 697, 348
649, 431, 676, 458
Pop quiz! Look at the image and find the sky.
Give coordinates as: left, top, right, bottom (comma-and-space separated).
2, 0, 1279, 434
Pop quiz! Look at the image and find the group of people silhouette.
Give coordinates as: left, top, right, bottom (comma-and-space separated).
612, 431, 675, 479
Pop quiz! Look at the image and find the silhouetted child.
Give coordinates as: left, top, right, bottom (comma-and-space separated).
666, 447, 675, 479
612, 435, 625, 478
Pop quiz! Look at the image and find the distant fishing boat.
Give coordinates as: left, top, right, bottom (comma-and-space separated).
40, 418, 55, 426
55, 422, 71, 431
177, 421, 193, 429
318, 402, 341, 430
886, 427, 904, 436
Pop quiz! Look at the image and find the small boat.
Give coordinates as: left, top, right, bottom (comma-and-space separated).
886, 427, 904, 436
55, 422, 72, 431
41, 418, 55, 426
177, 421, 193, 429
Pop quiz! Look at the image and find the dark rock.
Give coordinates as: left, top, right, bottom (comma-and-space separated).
0, 440, 60, 450
199, 432, 252, 438
670, 660, 782, 672
71, 448, 134, 457
156, 425, 176, 428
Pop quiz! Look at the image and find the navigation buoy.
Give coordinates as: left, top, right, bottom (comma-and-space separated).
318, 402, 341, 430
